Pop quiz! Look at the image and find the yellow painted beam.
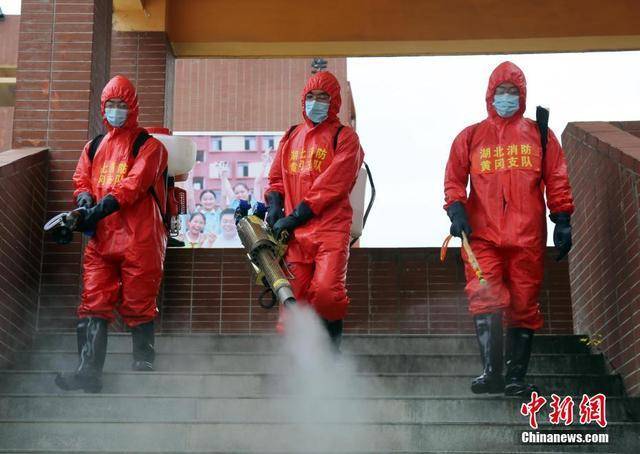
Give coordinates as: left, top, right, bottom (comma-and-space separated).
113, 0, 145, 12
113, 0, 640, 56
171, 35, 640, 58
168, 0, 640, 42
113, 0, 166, 32
164, 0, 640, 57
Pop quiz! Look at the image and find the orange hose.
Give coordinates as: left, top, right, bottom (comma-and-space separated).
440, 234, 453, 262
440, 232, 487, 286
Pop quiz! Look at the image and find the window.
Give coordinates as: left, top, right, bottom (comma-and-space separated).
193, 177, 204, 190
237, 162, 250, 178
196, 150, 205, 162
221, 136, 244, 151
264, 136, 275, 151
244, 136, 257, 151
211, 137, 222, 151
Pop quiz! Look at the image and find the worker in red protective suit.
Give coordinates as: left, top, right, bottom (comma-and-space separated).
55, 75, 168, 393
265, 71, 364, 351
444, 61, 574, 396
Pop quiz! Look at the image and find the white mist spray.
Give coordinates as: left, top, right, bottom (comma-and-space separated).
269, 304, 370, 452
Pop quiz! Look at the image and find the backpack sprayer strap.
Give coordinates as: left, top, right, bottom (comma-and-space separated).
536, 106, 549, 159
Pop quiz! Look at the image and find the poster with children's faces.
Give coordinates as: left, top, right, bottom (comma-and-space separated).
174, 133, 281, 248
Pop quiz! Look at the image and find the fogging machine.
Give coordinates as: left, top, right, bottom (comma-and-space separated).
235, 201, 296, 309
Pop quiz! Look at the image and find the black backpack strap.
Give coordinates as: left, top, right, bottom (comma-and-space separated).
333, 125, 345, 150
536, 106, 549, 160
131, 130, 151, 158
88, 131, 151, 162
283, 124, 344, 150
150, 166, 170, 229
283, 124, 299, 143
87, 134, 105, 162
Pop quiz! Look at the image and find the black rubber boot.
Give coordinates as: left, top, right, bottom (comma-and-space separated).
54, 317, 108, 393
323, 319, 344, 354
470, 312, 505, 394
504, 327, 540, 397
131, 320, 155, 371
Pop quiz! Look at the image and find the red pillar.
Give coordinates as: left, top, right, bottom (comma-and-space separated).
12, 0, 112, 330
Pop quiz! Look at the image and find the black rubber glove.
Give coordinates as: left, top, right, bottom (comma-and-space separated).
76, 194, 120, 233
446, 201, 472, 239
266, 191, 285, 228
76, 192, 94, 209
273, 201, 313, 241
550, 212, 572, 261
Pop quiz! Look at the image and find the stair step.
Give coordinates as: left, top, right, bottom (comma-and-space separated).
0, 421, 635, 452
31, 334, 592, 355
0, 452, 618, 454
0, 450, 624, 454
0, 451, 623, 454
0, 395, 636, 423
3, 333, 633, 453
0, 371, 625, 397
15, 352, 606, 375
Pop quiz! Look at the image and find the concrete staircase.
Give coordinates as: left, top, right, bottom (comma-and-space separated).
0, 333, 638, 453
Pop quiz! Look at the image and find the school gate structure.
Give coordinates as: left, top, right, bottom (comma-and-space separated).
0, 1, 639, 452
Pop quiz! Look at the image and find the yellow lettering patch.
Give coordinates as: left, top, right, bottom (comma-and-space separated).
521, 155, 533, 167
472, 143, 540, 174
97, 160, 128, 187
288, 147, 330, 174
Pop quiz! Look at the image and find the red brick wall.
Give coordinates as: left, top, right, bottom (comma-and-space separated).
158, 248, 572, 335
12, 0, 113, 332
562, 121, 640, 396
110, 31, 174, 129
173, 58, 354, 132
0, 148, 48, 367
614, 121, 640, 141
37, 247, 573, 335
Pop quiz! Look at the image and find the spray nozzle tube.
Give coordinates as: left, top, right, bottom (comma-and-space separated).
236, 213, 296, 309
43, 207, 93, 245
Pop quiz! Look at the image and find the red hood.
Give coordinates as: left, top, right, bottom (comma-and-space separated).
101, 75, 139, 130
485, 61, 527, 120
301, 71, 342, 125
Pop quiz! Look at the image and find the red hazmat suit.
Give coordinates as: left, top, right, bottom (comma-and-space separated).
72, 75, 168, 327
444, 62, 574, 331
267, 71, 364, 323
